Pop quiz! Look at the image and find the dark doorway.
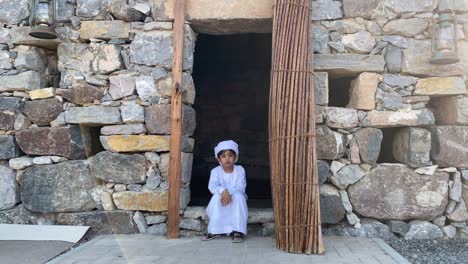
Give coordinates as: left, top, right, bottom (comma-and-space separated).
190, 33, 272, 208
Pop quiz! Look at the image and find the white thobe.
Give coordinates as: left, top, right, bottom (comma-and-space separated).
206, 165, 248, 235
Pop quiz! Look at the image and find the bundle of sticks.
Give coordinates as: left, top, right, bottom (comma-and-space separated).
269, 0, 324, 254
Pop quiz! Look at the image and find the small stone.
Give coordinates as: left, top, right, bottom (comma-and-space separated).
393, 128, 432, 168
384, 74, 418, 88
415, 77, 466, 96
100, 124, 147, 135
387, 221, 410, 237
183, 206, 206, 219
342, 31, 376, 54
0, 135, 20, 159
432, 216, 446, 228
145, 215, 167, 225
9, 157, 33, 170
442, 225, 457, 239
145, 152, 160, 165
320, 184, 345, 224
0, 162, 19, 210
339, 190, 353, 212
29, 88, 55, 100
109, 74, 135, 100
135, 75, 158, 102
32, 156, 53, 165
382, 35, 408, 49
404, 221, 443, 239
147, 223, 167, 235
113, 191, 168, 212
330, 161, 346, 175
100, 191, 116, 211
100, 135, 171, 153
179, 218, 202, 231
65, 106, 121, 126
330, 164, 366, 189
145, 167, 161, 190
348, 72, 379, 110
143, 22, 172, 31
450, 172, 463, 202
447, 199, 468, 222
133, 211, 148, 233
114, 184, 127, 192
414, 165, 439, 175
326, 107, 358, 129
80, 20, 130, 40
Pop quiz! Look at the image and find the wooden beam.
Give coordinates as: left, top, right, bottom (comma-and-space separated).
167, 0, 186, 239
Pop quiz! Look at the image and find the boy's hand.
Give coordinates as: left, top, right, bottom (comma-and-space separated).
221, 189, 232, 206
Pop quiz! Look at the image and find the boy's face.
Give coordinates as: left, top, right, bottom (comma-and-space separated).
218, 150, 235, 169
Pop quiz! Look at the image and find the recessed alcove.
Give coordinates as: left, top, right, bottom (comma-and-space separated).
190, 33, 272, 208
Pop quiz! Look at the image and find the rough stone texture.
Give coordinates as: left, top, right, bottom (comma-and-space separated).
387, 220, 410, 237
0, 162, 19, 210
0, 71, 47, 92
80, 20, 130, 40
450, 171, 462, 202
113, 191, 168, 212
14, 46, 48, 73
159, 152, 193, 184
348, 72, 379, 110
348, 164, 449, 221
15, 126, 88, 160
0, 0, 29, 25
146, 215, 167, 225
10, 26, 61, 50
402, 39, 468, 76
135, 75, 158, 102
430, 97, 468, 125
130, 26, 195, 71
329, 19, 365, 34
353, 128, 382, 164
415, 77, 466, 97
145, 104, 196, 136
342, 0, 380, 19
385, 0, 436, 15
65, 106, 122, 126
447, 199, 468, 222
29, 88, 55, 100
20, 161, 95, 213
430, 126, 468, 168
90, 151, 146, 184
325, 107, 358, 129
157, 73, 196, 105
121, 104, 144, 124
100, 135, 170, 153
320, 184, 345, 224
62, 81, 105, 105
0, 204, 56, 225
330, 164, 366, 189
359, 109, 435, 128
0, 97, 23, 111
324, 219, 393, 240
0, 136, 20, 160
315, 54, 385, 77
0, 110, 16, 130
317, 160, 330, 184
311, 24, 329, 54
314, 72, 329, 106
101, 124, 147, 135
382, 18, 428, 37
9, 157, 33, 170
385, 45, 402, 73
109, 74, 136, 100
56, 211, 137, 235
393, 128, 432, 168
316, 126, 345, 160
133, 211, 148, 233
404, 221, 443, 239
147, 223, 167, 235
311, 0, 343, 21
342, 31, 376, 54
179, 218, 202, 231
58, 43, 123, 75
76, 0, 110, 20
384, 74, 417, 88
23, 98, 63, 126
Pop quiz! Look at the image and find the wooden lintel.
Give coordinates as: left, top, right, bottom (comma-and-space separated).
167, 0, 186, 239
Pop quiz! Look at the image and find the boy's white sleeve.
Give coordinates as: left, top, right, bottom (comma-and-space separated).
228, 166, 246, 195
208, 168, 225, 195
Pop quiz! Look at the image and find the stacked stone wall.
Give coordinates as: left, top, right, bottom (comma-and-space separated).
0, 0, 467, 239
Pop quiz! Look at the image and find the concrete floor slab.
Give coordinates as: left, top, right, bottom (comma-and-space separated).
47, 235, 411, 264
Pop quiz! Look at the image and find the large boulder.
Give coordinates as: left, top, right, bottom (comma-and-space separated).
15, 126, 89, 159
56, 211, 138, 235
0, 162, 19, 210
430, 126, 468, 168
320, 184, 346, 224
90, 151, 147, 184
348, 164, 449, 221
20, 161, 96, 213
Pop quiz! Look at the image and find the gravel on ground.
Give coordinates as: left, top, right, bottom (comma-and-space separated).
386, 238, 468, 264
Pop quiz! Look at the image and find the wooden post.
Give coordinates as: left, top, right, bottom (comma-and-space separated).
167, 0, 185, 239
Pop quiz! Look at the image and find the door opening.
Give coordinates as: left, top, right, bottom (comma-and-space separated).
190, 33, 272, 208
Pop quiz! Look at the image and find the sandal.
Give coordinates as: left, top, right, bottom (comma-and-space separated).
200, 233, 221, 241
232, 232, 244, 243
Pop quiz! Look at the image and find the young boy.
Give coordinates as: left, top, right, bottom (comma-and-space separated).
202, 140, 248, 243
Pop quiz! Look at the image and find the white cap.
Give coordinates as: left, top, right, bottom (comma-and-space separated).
214, 140, 239, 163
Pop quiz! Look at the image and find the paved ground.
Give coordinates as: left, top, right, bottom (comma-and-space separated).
48, 235, 411, 264
0, 241, 74, 264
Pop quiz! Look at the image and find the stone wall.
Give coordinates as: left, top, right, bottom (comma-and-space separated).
0, 0, 468, 240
